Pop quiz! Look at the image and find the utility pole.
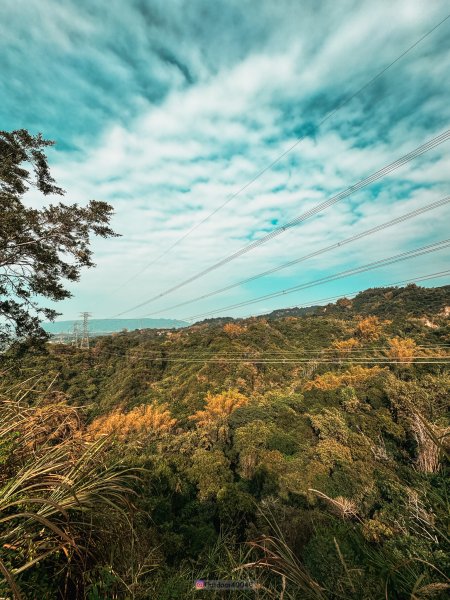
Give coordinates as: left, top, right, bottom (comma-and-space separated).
79, 312, 92, 349
72, 323, 80, 348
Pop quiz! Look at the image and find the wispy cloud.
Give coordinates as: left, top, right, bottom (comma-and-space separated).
2, 0, 449, 320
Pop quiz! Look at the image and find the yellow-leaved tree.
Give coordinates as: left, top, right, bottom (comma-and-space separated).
355, 316, 384, 341
304, 366, 385, 391
189, 389, 248, 445
87, 403, 177, 442
331, 337, 360, 356
386, 336, 417, 363
223, 322, 246, 336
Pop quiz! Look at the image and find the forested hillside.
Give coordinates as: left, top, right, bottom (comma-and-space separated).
266, 284, 450, 320
3, 0, 450, 596
1, 284, 449, 599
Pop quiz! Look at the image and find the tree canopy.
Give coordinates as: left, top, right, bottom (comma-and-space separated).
0, 129, 118, 348
1, 275, 449, 598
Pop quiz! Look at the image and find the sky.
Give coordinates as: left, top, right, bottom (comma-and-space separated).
2, 0, 450, 323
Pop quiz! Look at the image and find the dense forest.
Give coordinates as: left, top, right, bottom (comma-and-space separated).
1, 284, 449, 599
3, 0, 450, 596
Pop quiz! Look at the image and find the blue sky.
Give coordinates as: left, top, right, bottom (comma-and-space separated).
2, 0, 450, 322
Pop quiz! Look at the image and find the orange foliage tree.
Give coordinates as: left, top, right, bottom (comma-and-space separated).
304, 366, 385, 391
189, 389, 249, 445
386, 337, 417, 363
223, 322, 246, 336
355, 316, 384, 341
331, 338, 360, 356
87, 403, 177, 441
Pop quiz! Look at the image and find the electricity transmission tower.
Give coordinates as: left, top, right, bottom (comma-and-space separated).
72, 323, 80, 348
79, 312, 92, 349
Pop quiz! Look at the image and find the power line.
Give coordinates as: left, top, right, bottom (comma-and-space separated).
141, 196, 450, 316
103, 345, 450, 360
101, 350, 450, 365
107, 342, 450, 354
115, 357, 450, 364
182, 241, 450, 320
237, 271, 450, 321
184, 240, 450, 321
130, 358, 450, 363
112, 12, 450, 291
113, 128, 450, 318
100, 347, 450, 363
98, 278, 450, 359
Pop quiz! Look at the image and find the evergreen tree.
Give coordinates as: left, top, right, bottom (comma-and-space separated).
0, 129, 118, 348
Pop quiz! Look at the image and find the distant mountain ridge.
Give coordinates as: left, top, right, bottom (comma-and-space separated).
43, 318, 188, 335
198, 284, 450, 325
43, 284, 450, 335
265, 283, 450, 320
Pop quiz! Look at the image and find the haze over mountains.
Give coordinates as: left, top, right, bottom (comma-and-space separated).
42, 318, 188, 335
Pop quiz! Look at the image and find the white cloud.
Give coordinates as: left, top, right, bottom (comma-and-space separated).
6, 0, 449, 320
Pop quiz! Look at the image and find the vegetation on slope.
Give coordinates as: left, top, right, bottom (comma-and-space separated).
1, 284, 449, 598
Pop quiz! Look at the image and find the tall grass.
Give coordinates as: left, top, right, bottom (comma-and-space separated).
238, 508, 326, 600
238, 492, 450, 600
0, 378, 139, 599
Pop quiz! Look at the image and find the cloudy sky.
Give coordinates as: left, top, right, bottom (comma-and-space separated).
2, 0, 450, 322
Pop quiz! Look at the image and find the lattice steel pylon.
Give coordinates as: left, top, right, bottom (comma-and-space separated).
79, 312, 92, 349
72, 323, 80, 348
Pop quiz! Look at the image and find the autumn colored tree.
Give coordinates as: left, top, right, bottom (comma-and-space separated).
332, 337, 360, 351
189, 389, 249, 445
355, 316, 384, 341
223, 322, 246, 336
88, 403, 177, 442
331, 337, 360, 357
386, 336, 417, 363
304, 366, 385, 391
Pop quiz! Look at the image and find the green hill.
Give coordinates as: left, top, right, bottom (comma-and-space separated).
2, 283, 449, 599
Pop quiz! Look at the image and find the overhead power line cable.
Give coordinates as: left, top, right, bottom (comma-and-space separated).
113, 12, 450, 290
113, 356, 450, 365
106, 342, 450, 355
240, 273, 450, 320
182, 241, 450, 320
102, 350, 450, 365
99, 270, 449, 332
113, 129, 450, 317
101, 346, 450, 363
106, 345, 450, 360
141, 196, 450, 316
